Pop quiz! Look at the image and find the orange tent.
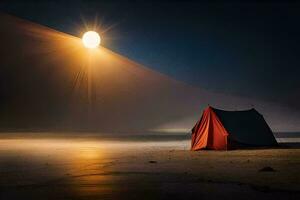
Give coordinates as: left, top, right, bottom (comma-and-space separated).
191, 106, 278, 150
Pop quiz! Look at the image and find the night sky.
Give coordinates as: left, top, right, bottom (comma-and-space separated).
1, 0, 300, 109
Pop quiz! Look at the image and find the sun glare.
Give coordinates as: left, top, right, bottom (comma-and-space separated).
82, 31, 101, 49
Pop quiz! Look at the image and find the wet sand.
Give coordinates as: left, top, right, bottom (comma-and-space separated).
0, 135, 299, 200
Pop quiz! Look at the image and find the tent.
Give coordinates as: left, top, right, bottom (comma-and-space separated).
191, 106, 278, 150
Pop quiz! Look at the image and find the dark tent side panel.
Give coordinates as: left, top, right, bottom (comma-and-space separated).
212, 108, 278, 147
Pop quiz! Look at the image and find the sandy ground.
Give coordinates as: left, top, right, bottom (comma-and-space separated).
0, 136, 299, 200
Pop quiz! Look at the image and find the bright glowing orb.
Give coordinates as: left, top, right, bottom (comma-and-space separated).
82, 31, 101, 49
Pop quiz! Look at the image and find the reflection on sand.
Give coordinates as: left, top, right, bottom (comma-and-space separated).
0, 137, 188, 199
0, 136, 299, 200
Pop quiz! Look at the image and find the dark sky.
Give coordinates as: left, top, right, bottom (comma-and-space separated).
1, 0, 300, 108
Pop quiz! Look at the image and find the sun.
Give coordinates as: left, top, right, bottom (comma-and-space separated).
82, 31, 101, 49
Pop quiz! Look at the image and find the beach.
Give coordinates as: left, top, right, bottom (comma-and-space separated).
0, 134, 299, 200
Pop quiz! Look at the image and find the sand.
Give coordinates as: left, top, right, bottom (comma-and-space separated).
0, 135, 299, 200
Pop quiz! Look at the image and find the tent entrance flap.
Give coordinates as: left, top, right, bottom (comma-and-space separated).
191, 107, 229, 150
